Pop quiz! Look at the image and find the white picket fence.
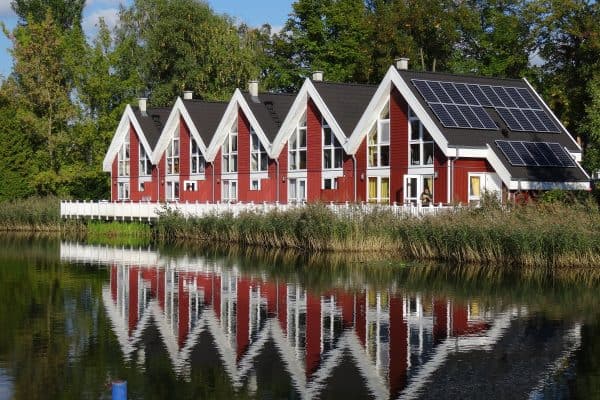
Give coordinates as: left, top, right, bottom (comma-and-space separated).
60, 200, 457, 221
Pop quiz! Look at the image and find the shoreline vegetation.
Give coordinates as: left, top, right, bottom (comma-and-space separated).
2, 195, 600, 267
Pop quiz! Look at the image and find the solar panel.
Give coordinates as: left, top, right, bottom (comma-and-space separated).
429, 103, 458, 128
548, 143, 576, 167
497, 108, 522, 131
444, 104, 470, 127
496, 140, 525, 166
493, 86, 518, 108
516, 88, 542, 110
455, 83, 479, 105
468, 84, 492, 107
410, 79, 562, 134
481, 85, 505, 107
511, 141, 537, 165
534, 110, 561, 133
427, 81, 452, 103
497, 140, 576, 168
472, 106, 497, 129
523, 142, 550, 166
412, 80, 439, 103
458, 105, 484, 129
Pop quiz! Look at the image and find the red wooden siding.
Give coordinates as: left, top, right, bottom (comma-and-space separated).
355, 137, 367, 203
433, 148, 448, 204
390, 88, 409, 204
237, 110, 251, 202
279, 144, 288, 203
129, 127, 140, 200
111, 158, 118, 202
307, 99, 322, 202
452, 158, 493, 204
213, 149, 222, 203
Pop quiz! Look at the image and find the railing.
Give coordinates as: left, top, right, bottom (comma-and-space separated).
60, 200, 458, 221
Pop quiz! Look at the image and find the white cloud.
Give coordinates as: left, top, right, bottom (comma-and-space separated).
0, 1, 15, 17
85, 0, 125, 7
82, 8, 120, 36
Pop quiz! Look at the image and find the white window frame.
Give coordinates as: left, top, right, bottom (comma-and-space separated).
404, 174, 434, 205
250, 128, 268, 172
166, 129, 180, 175
409, 109, 434, 167
118, 139, 130, 177
190, 137, 205, 175
322, 118, 343, 170
250, 179, 261, 191
118, 182, 130, 200
368, 101, 390, 168
166, 180, 179, 201
184, 180, 198, 192
289, 112, 307, 171
222, 179, 238, 203
139, 143, 151, 176
223, 120, 238, 173
288, 178, 306, 203
367, 176, 390, 203
322, 177, 337, 190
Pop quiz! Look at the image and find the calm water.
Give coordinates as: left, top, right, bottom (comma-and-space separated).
1, 236, 600, 399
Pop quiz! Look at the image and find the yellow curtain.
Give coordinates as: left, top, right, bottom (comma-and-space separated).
470, 176, 481, 197
368, 178, 377, 201
381, 178, 390, 201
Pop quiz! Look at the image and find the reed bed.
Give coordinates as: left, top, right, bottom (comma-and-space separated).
86, 221, 152, 247
155, 201, 600, 268
0, 196, 65, 232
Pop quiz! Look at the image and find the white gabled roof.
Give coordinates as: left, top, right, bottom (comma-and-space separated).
102, 105, 154, 172
346, 66, 449, 156
205, 89, 273, 162
270, 78, 351, 158
151, 97, 209, 164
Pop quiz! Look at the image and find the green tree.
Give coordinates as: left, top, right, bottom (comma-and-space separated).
11, 0, 85, 29
282, 0, 373, 83
115, 0, 261, 105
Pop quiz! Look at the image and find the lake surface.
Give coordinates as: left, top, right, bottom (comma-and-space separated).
0, 236, 600, 399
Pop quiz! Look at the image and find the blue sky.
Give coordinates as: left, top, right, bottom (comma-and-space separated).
0, 0, 293, 79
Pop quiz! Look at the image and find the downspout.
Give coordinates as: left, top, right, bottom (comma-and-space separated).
156, 164, 160, 203
451, 148, 460, 204
352, 154, 357, 202
275, 158, 280, 203
212, 162, 215, 203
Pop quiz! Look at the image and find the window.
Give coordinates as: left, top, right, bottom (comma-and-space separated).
139, 144, 152, 176
251, 128, 268, 172
223, 180, 237, 202
288, 178, 306, 202
409, 109, 434, 166
184, 180, 197, 191
167, 129, 180, 175
223, 120, 238, 173
166, 181, 179, 201
117, 182, 130, 200
118, 139, 130, 177
323, 119, 343, 169
251, 179, 261, 191
138, 181, 145, 192
368, 177, 390, 203
323, 177, 337, 190
368, 102, 390, 168
191, 138, 205, 175
469, 173, 483, 206
289, 112, 307, 170
404, 175, 434, 205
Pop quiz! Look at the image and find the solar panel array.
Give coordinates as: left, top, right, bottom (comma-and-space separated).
495, 140, 576, 167
411, 79, 562, 133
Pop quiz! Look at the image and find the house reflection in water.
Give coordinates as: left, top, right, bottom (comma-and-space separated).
60, 243, 582, 400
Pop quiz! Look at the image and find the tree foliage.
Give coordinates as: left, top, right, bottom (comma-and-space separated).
11, 0, 85, 29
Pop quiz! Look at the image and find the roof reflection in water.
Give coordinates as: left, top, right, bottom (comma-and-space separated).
60, 242, 581, 400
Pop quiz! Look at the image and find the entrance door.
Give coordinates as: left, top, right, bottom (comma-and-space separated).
288, 178, 306, 203
223, 180, 238, 203
404, 175, 434, 205
166, 180, 179, 201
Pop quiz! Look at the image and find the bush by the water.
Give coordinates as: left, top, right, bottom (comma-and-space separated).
155, 200, 600, 267
0, 197, 63, 231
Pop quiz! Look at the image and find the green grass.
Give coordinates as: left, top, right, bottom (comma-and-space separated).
86, 221, 152, 247
155, 201, 600, 267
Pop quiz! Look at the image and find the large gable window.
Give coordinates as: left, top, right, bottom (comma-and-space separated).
409, 109, 434, 166
323, 118, 343, 169
139, 144, 152, 176
191, 138, 205, 174
289, 112, 307, 170
118, 138, 130, 177
250, 128, 268, 172
166, 129, 180, 175
368, 101, 390, 168
223, 120, 238, 173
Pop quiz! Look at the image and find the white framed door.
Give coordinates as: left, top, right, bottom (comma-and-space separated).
468, 173, 501, 205
288, 178, 306, 203
223, 179, 238, 203
166, 180, 179, 201
404, 175, 434, 205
